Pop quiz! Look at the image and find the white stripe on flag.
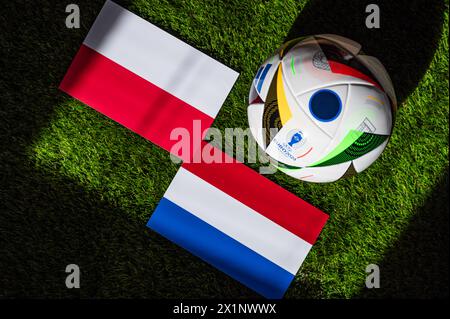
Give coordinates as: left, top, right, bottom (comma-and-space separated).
83, 0, 239, 118
164, 167, 313, 275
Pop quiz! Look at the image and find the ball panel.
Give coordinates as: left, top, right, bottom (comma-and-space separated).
247, 103, 266, 148
276, 65, 293, 125
281, 39, 373, 97
276, 36, 309, 58
252, 55, 280, 102
265, 117, 331, 167
297, 84, 349, 137
262, 67, 283, 148
313, 34, 362, 56
352, 139, 389, 173
310, 132, 389, 167
344, 84, 393, 135
355, 55, 397, 112
312, 36, 385, 91
315, 83, 392, 166
249, 78, 260, 104
309, 129, 364, 166
277, 161, 351, 183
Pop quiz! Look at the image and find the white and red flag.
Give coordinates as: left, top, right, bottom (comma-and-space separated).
60, 0, 239, 160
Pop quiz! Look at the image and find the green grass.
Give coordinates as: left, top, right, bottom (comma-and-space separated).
0, 0, 448, 298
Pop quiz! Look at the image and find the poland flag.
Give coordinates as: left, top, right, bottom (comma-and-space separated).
59, 0, 239, 160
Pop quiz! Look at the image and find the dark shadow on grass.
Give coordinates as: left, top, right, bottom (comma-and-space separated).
2, 0, 445, 299
358, 169, 449, 298
0, 0, 122, 149
0, 162, 257, 298
0, 0, 257, 298
283, 0, 448, 299
285, 0, 445, 105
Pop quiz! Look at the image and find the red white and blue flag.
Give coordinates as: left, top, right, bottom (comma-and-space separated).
148, 146, 329, 298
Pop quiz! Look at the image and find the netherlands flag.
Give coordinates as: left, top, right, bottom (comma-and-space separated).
148, 146, 329, 298
59, 0, 239, 160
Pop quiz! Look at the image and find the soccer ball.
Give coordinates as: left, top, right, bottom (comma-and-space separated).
248, 34, 397, 183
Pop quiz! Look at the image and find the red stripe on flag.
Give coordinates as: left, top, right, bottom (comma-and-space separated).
59, 44, 213, 161
182, 143, 329, 245
328, 61, 382, 90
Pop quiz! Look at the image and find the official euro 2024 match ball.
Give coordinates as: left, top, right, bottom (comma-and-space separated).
248, 34, 397, 183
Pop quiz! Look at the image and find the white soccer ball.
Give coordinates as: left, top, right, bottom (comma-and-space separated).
248, 34, 397, 183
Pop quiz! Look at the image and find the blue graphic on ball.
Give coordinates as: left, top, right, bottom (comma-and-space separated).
288, 132, 303, 147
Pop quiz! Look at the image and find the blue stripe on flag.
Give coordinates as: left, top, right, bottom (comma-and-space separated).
147, 197, 294, 299
256, 64, 272, 93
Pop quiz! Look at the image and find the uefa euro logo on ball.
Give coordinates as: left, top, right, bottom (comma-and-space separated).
248, 34, 397, 183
